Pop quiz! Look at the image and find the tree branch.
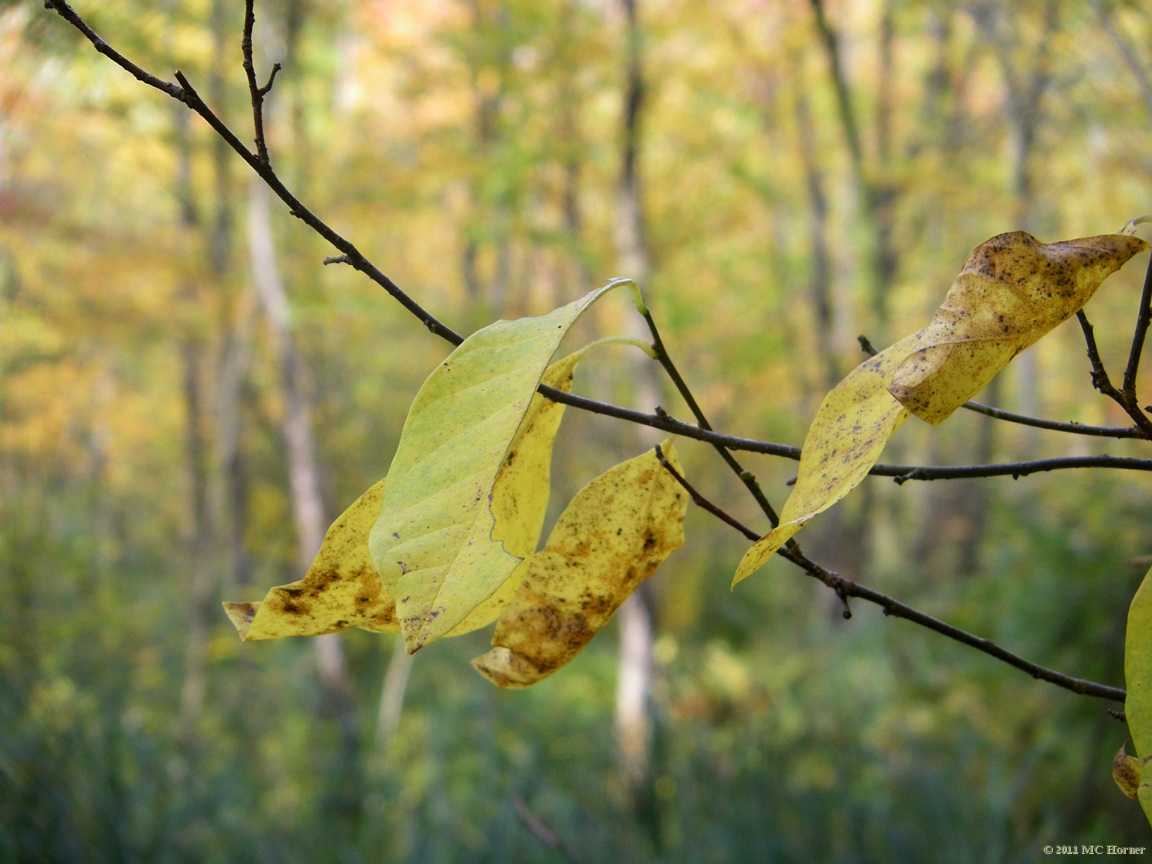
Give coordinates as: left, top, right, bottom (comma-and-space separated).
654, 446, 1126, 704
1078, 310, 1152, 436
639, 303, 781, 526
242, 0, 279, 166
45, 0, 463, 347
43, 1, 1135, 708
1123, 250, 1152, 399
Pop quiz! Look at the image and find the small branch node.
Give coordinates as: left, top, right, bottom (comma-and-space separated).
260, 62, 282, 96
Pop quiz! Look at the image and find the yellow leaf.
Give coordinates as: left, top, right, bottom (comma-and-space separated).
370, 280, 637, 652
734, 231, 1148, 585
890, 231, 1149, 424
732, 333, 919, 586
1127, 564, 1152, 825
1112, 743, 1143, 800
223, 341, 630, 643
472, 442, 688, 688
443, 347, 586, 636
223, 479, 397, 641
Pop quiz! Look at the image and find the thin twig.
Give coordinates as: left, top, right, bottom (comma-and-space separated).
653, 446, 1126, 704
46, 0, 464, 346
512, 793, 586, 864
1078, 310, 1152, 437
958, 401, 1143, 439
655, 445, 760, 541
641, 308, 781, 526
242, 0, 278, 165
546, 388, 1152, 479
1123, 252, 1152, 399
43, 0, 188, 100
879, 454, 1152, 483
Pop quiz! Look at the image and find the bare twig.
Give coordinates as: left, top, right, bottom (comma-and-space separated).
653, 446, 1126, 704
640, 306, 781, 526
548, 389, 1152, 480
1123, 252, 1152, 400
1078, 310, 1152, 436
44, 0, 464, 346
241, 0, 279, 165
512, 793, 586, 864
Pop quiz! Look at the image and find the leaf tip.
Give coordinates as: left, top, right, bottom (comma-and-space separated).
222, 601, 258, 641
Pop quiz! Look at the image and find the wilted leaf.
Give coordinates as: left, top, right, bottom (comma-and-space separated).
370, 280, 638, 652
1126, 563, 1152, 825
223, 479, 397, 640
734, 231, 1148, 585
472, 442, 688, 688
1113, 743, 1143, 800
890, 232, 1149, 424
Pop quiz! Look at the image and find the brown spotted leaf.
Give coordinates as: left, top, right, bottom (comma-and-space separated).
472, 441, 688, 688
223, 479, 397, 640
222, 340, 623, 642
735, 231, 1148, 585
1113, 743, 1143, 800
890, 231, 1149, 424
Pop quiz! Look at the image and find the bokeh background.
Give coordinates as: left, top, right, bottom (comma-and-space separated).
4, 1, 1152, 861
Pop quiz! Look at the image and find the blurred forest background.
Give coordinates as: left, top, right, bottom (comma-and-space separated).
4, 0, 1152, 861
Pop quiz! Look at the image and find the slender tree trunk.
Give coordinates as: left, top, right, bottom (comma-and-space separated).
173, 95, 216, 738
247, 181, 361, 825
611, 0, 662, 848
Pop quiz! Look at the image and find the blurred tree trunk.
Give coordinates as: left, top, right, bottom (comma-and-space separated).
612, 0, 663, 848
174, 0, 232, 732
913, 2, 1056, 577
808, 0, 900, 330
956, 0, 1056, 577
247, 179, 361, 813
461, 0, 512, 320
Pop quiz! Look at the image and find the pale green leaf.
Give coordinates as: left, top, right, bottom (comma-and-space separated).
370, 280, 637, 652
1126, 563, 1152, 825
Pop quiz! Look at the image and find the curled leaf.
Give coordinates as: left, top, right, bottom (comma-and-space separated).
890, 232, 1149, 424
1113, 743, 1143, 800
370, 280, 640, 652
735, 231, 1148, 585
472, 442, 688, 688
443, 345, 595, 636
223, 479, 397, 641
